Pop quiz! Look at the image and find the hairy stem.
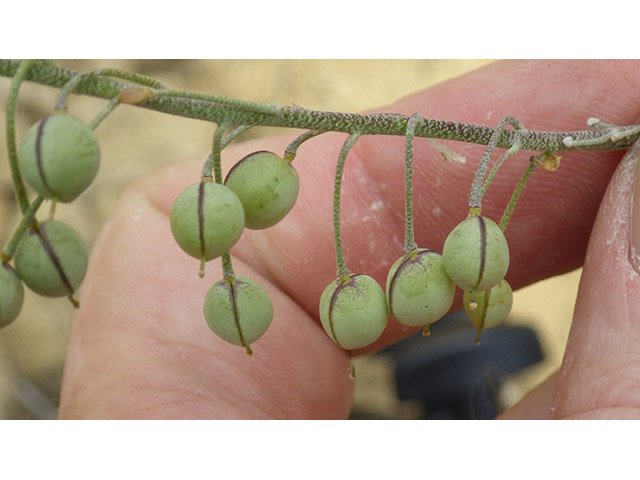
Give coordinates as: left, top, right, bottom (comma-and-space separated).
2, 60, 638, 153
284, 130, 325, 162
89, 96, 121, 130
470, 117, 524, 211
333, 133, 361, 278
5, 59, 36, 214
500, 160, 538, 231
403, 113, 421, 253
1, 194, 44, 263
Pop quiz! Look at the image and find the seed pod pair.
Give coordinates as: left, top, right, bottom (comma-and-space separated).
319, 274, 388, 350
19, 114, 100, 203
443, 215, 512, 340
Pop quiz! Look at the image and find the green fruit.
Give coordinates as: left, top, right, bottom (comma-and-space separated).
19, 114, 100, 203
224, 151, 299, 230
463, 279, 513, 342
14, 220, 88, 298
319, 274, 388, 350
386, 249, 455, 328
442, 215, 509, 293
203, 276, 273, 353
0, 264, 24, 329
170, 182, 245, 262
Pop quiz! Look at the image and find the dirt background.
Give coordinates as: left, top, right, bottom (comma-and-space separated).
0, 60, 578, 419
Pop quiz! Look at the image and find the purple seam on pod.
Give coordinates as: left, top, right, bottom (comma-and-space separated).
224, 150, 276, 184
388, 250, 436, 317
35, 223, 75, 296
224, 279, 250, 350
327, 274, 360, 349
197, 182, 206, 259
476, 216, 487, 289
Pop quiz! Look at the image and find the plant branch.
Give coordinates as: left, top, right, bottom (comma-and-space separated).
2, 60, 639, 153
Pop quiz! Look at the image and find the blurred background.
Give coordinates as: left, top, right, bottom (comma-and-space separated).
0, 60, 578, 419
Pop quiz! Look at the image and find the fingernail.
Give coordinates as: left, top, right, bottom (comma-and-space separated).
629, 141, 640, 273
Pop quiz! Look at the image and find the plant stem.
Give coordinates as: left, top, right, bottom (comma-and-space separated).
90, 68, 167, 89
210, 122, 230, 183
333, 133, 361, 278
221, 125, 252, 150
499, 160, 538, 231
481, 138, 523, 199
284, 130, 325, 162
151, 89, 280, 115
89, 96, 121, 130
211, 122, 238, 282
1, 194, 44, 263
55, 73, 84, 112
403, 113, 421, 253
5, 59, 36, 214
469, 116, 524, 211
2, 60, 638, 153
221, 253, 235, 280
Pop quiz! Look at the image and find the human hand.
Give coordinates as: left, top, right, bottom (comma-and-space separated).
59, 60, 640, 419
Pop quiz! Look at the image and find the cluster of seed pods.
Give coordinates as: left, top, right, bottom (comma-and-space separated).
1, 114, 99, 327
169, 151, 300, 354
1, 109, 513, 358
316, 118, 515, 352
317, 215, 512, 351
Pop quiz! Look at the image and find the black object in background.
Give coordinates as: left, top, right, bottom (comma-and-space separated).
385, 310, 544, 419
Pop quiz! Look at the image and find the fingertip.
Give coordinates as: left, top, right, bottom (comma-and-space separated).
552, 141, 640, 418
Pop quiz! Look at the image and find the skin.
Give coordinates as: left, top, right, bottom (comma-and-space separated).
59, 60, 640, 419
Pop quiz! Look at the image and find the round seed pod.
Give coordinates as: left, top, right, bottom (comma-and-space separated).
14, 220, 88, 298
224, 151, 299, 230
19, 114, 100, 203
0, 264, 24, 329
463, 279, 513, 342
203, 276, 273, 353
319, 274, 388, 350
442, 215, 509, 293
386, 249, 455, 328
170, 182, 245, 262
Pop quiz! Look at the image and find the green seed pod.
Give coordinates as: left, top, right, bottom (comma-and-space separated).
386, 249, 455, 329
0, 264, 24, 329
19, 114, 100, 203
224, 151, 299, 230
463, 279, 513, 343
442, 215, 509, 293
14, 220, 88, 298
170, 182, 245, 263
203, 276, 273, 354
319, 274, 388, 350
